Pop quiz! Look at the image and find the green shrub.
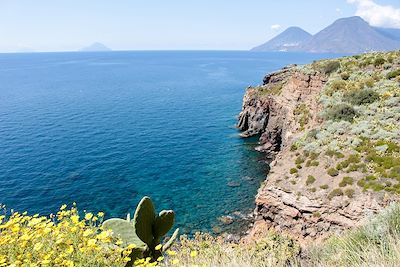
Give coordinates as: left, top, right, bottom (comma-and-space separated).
328, 168, 339, 177
339, 176, 354, 187
293, 104, 310, 129
330, 80, 347, 92
295, 156, 305, 165
290, 168, 298, 174
306, 175, 316, 186
373, 57, 385, 67
366, 175, 377, 181
290, 144, 298, 151
344, 188, 355, 198
344, 89, 379, 106
326, 150, 345, 159
328, 188, 344, 200
341, 72, 350, 80
310, 161, 319, 167
320, 184, 329, 190
309, 187, 317, 193
386, 69, 400, 79
313, 211, 321, 218
322, 61, 341, 75
325, 103, 357, 122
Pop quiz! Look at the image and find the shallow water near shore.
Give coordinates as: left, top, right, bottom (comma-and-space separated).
0, 51, 339, 234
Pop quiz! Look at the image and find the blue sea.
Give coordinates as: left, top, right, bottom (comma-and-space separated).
0, 51, 338, 234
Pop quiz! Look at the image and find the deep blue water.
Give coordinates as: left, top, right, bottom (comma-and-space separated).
0, 51, 338, 233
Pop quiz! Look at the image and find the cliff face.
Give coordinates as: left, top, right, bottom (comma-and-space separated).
237, 66, 326, 157
238, 52, 400, 244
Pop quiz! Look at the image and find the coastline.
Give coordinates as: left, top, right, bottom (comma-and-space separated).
237, 51, 400, 244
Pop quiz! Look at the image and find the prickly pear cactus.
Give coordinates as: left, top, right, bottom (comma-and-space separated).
102, 196, 180, 263
102, 218, 145, 247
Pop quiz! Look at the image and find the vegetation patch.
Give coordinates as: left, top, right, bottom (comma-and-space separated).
308, 203, 400, 266
344, 89, 379, 106
293, 104, 311, 130
306, 175, 316, 186
325, 103, 357, 122
344, 188, 355, 198
327, 168, 339, 177
328, 188, 343, 200
321, 61, 341, 75
339, 176, 354, 187
386, 69, 400, 79
320, 184, 329, 190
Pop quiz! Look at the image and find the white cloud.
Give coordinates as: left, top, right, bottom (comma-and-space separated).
270, 24, 282, 30
336, 8, 343, 14
348, 0, 400, 28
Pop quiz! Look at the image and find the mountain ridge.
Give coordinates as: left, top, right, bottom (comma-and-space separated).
252, 16, 400, 53
252, 27, 312, 52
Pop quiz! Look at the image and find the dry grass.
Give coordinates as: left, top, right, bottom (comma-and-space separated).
162, 231, 300, 267
306, 203, 400, 267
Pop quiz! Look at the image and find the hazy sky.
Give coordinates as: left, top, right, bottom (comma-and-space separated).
0, 0, 400, 52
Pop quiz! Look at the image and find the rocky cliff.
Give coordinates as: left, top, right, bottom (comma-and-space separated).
238, 52, 400, 244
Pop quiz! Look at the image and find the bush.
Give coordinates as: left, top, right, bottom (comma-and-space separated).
328, 188, 344, 200
290, 168, 298, 174
295, 156, 305, 165
173, 231, 301, 267
373, 57, 385, 67
306, 175, 316, 186
341, 72, 350, 80
0, 205, 129, 266
328, 168, 339, 177
322, 61, 341, 75
308, 204, 400, 266
339, 176, 354, 187
386, 69, 400, 79
344, 89, 379, 106
320, 184, 329, 190
325, 104, 357, 122
326, 150, 345, 159
330, 80, 347, 92
344, 188, 355, 198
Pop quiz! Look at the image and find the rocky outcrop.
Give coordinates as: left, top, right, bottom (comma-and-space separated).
237, 66, 326, 158
237, 62, 399, 245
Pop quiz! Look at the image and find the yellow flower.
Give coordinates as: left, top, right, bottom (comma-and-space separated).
87, 239, 97, 247
64, 260, 74, 267
60, 204, 67, 210
70, 215, 79, 224
190, 250, 198, 257
83, 229, 94, 237
127, 244, 136, 249
41, 259, 51, 265
171, 259, 179, 265
33, 242, 43, 251
66, 245, 74, 254
97, 212, 105, 217
84, 213, 93, 221
155, 244, 162, 250
167, 250, 177, 256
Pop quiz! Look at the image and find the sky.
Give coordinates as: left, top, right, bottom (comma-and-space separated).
0, 0, 400, 52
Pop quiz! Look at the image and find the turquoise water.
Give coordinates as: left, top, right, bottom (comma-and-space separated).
0, 51, 337, 233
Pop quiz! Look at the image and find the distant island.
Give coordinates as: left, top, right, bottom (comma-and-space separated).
80, 42, 112, 52
252, 16, 400, 53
